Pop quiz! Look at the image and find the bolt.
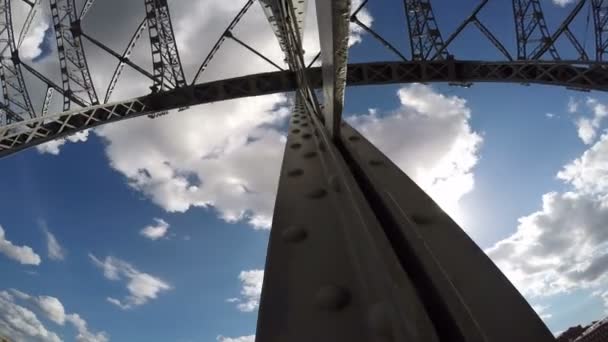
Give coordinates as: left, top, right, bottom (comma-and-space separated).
315, 285, 351, 311
303, 151, 317, 158
290, 143, 302, 149
287, 168, 303, 177
282, 225, 308, 243
307, 188, 327, 199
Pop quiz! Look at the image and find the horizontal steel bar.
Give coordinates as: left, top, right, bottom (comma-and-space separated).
2, 60, 608, 158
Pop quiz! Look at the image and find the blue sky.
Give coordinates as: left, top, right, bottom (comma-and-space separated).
2, 0, 608, 341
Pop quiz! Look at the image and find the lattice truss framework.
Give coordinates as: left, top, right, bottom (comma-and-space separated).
0, 0, 608, 155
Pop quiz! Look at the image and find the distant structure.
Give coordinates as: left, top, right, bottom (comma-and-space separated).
557, 317, 608, 341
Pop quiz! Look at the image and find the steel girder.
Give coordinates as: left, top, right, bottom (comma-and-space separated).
50, 0, 99, 110
404, 0, 449, 60
104, 18, 148, 103
0, 0, 35, 125
256, 93, 554, 341
144, 0, 187, 92
512, 0, 559, 60
1, 60, 608, 158
593, 0, 608, 61
315, 0, 350, 138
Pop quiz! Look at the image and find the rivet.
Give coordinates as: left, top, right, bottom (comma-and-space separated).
369, 302, 394, 340
287, 168, 304, 177
329, 176, 341, 192
303, 151, 318, 158
290, 143, 302, 149
315, 285, 351, 311
307, 188, 327, 199
302, 133, 312, 140
348, 135, 360, 142
292, 129, 301, 134
314, 129, 319, 137
301, 123, 309, 127
369, 159, 384, 166
282, 225, 308, 243
293, 120, 300, 124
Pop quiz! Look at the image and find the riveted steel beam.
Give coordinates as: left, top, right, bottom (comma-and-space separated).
256, 94, 440, 342
50, 0, 99, 110
144, 0, 187, 92
335, 122, 555, 341
315, 0, 350, 138
2, 60, 608, 158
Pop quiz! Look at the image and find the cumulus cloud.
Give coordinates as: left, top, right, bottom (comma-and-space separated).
89, 254, 171, 309
348, 84, 482, 224
229, 269, 264, 313
36, 130, 90, 155
0, 225, 41, 265
40, 222, 65, 261
97, 96, 290, 230
574, 98, 608, 144
486, 126, 608, 308
348, 0, 373, 46
0, 289, 108, 342
217, 335, 255, 342
0, 291, 61, 342
139, 218, 170, 240
19, 13, 49, 60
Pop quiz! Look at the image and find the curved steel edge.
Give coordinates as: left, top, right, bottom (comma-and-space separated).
1, 60, 607, 159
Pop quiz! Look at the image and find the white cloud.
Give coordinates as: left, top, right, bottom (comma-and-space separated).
349, 0, 373, 46
545, 113, 555, 119
229, 269, 264, 313
486, 128, 608, 308
20, 20, 49, 60
348, 84, 482, 224
66, 313, 109, 342
217, 335, 255, 342
0, 225, 41, 265
36, 296, 66, 325
96, 96, 290, 230
41, 223, 65, 261
139, 218, 170, 240
552, 0, 576, 6
0, 289, 108, 342
0, 291, 61, 342
37, 130, 90, 155
568, 97, 580, 114
89, 254, 171, 309
532, 304, 553, 320
574, 98, 608, 144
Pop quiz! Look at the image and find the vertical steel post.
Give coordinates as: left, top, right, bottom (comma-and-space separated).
315, 0, 350, 139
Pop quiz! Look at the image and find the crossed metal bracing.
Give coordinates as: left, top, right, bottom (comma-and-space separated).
0, 0, 34, 125
1, 0, 608, 150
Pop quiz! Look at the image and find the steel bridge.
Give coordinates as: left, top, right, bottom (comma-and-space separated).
0, 0, 604, 340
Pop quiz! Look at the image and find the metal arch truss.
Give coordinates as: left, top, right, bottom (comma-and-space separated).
0, 0, 35, 125
144, 0, 187, 92
50, 0, 99, 110
2, 59, 608, 158
513, 0, 559, 60
404, 0, 449, 60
